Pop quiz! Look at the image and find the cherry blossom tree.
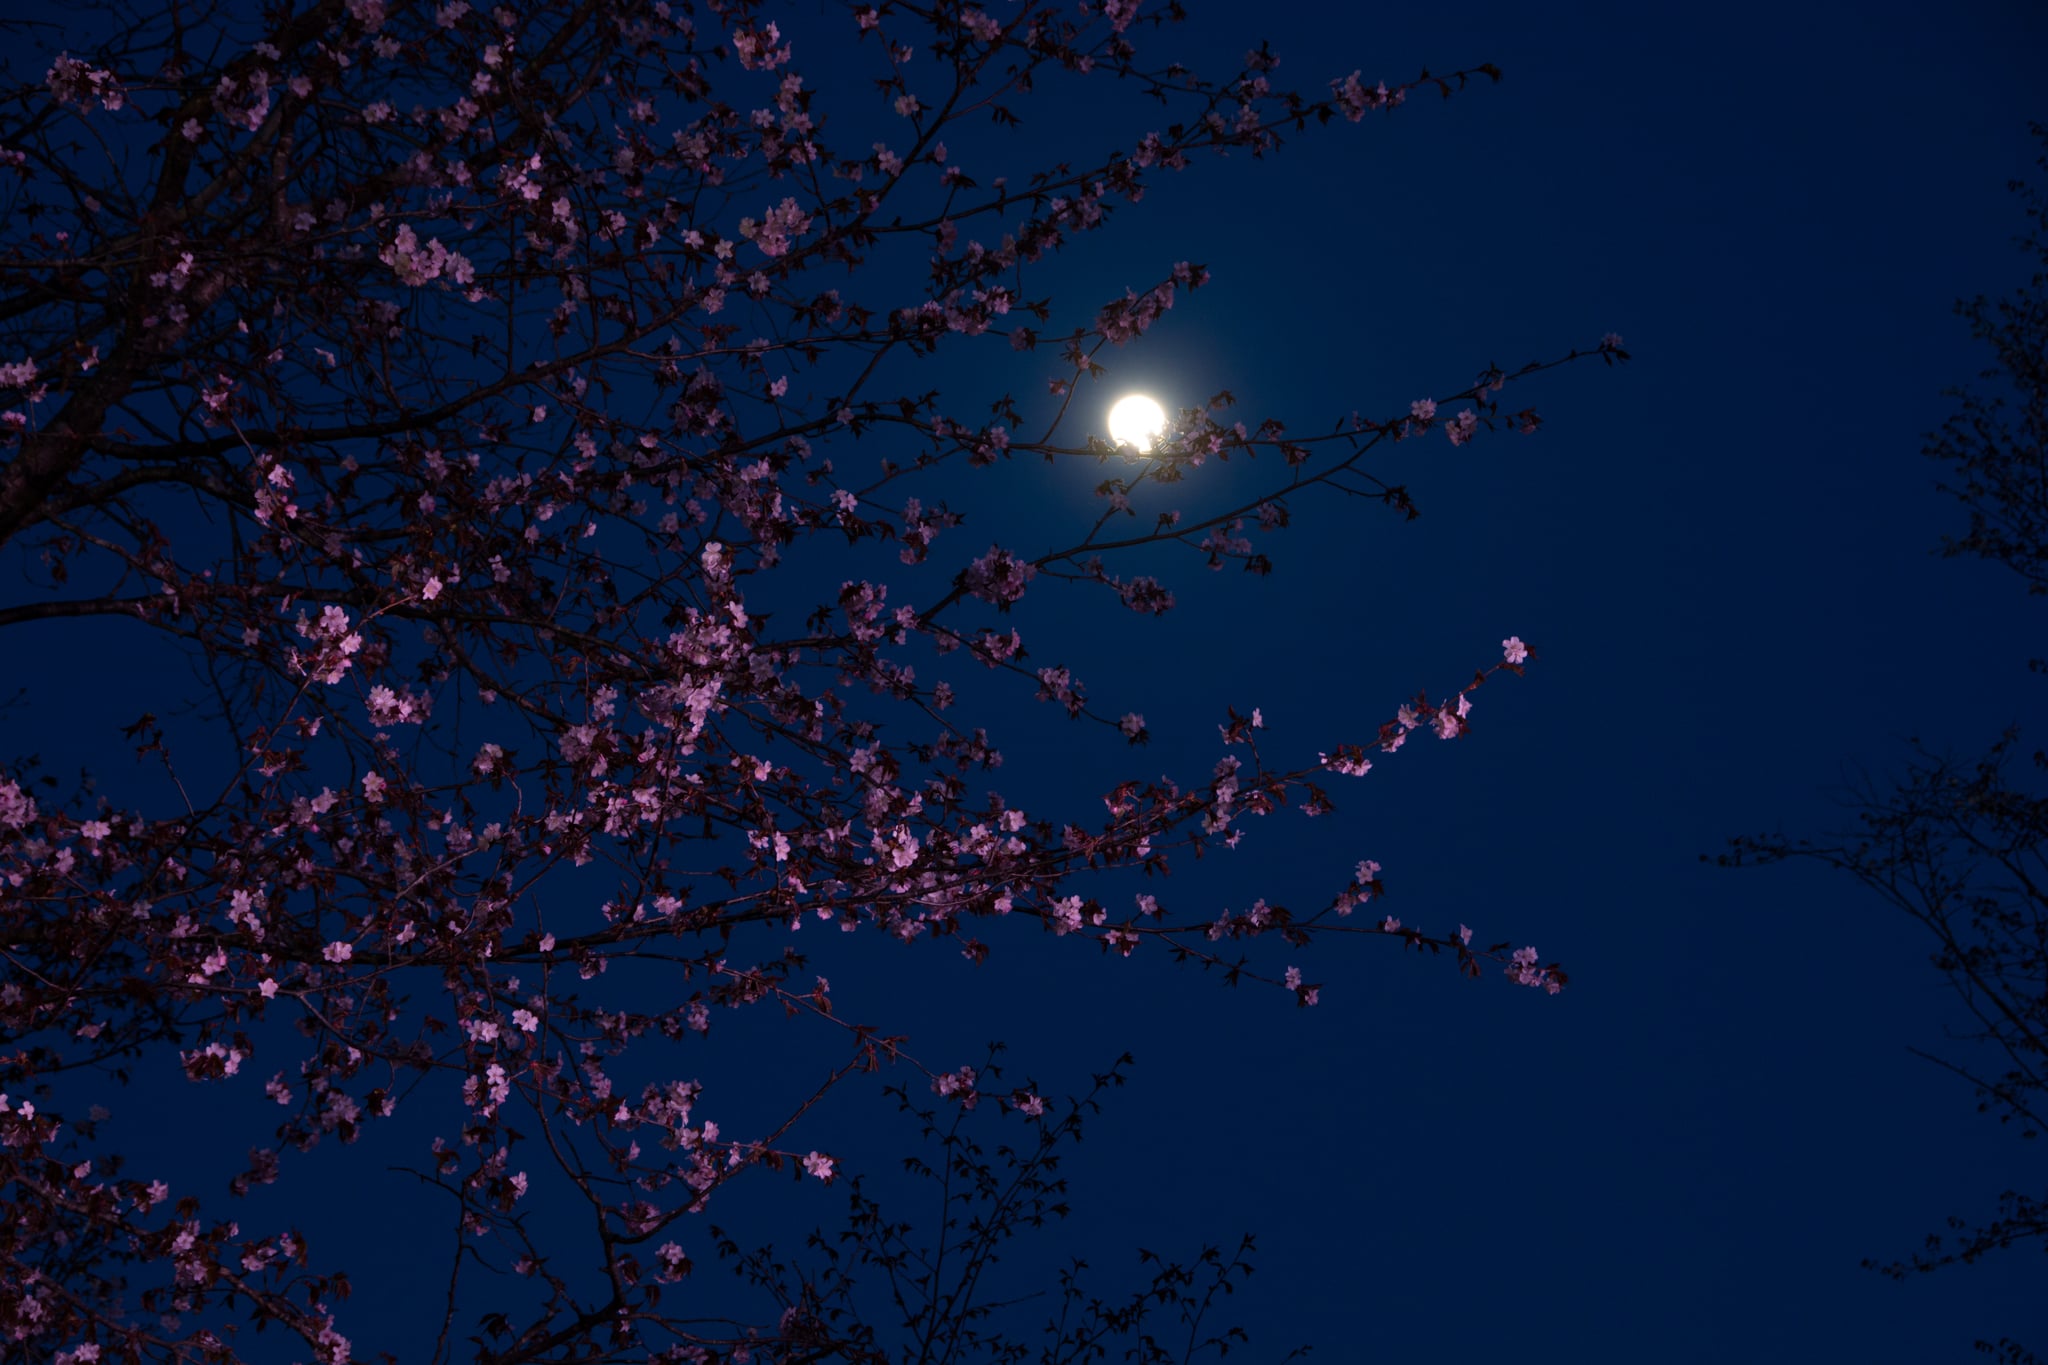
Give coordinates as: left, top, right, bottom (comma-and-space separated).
1713, 123, 2048, 1365
0, 1, 1623, 1361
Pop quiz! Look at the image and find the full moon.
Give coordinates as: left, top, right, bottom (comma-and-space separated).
1107, 394, 1167, 454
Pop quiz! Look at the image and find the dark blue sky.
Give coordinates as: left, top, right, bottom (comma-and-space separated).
7, 1, 2048, 1362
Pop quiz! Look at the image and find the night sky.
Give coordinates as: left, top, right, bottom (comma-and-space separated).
7, 1, 2048, 1362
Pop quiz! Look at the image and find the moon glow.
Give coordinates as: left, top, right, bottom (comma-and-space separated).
1107, 394, 1167, 454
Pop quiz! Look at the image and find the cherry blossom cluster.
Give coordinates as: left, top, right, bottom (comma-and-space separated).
962, 545, 1040, 609
44, 56, 123, 112
376, 223, 477, 288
